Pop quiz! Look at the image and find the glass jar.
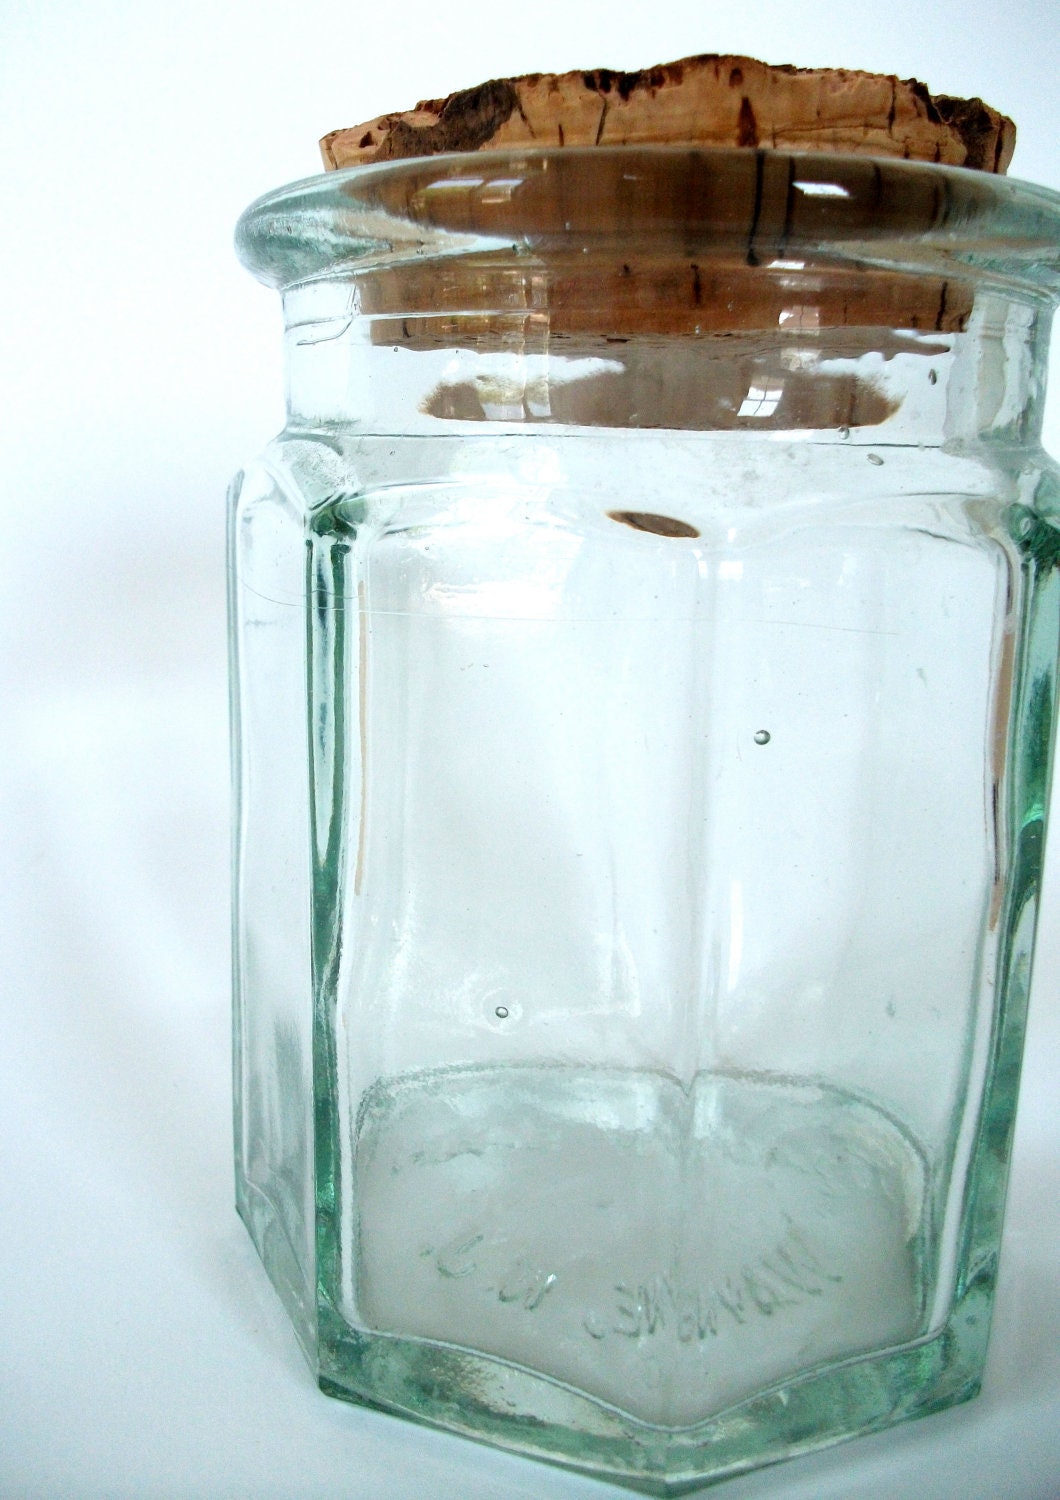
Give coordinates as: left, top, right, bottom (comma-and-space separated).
231, 148, 1060, 1492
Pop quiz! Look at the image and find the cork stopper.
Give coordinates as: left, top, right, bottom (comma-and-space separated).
321, 54, 1015, 174
304, 59, 1024, 391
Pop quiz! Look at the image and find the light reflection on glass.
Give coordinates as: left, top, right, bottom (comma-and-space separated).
779, 306, 820, 331
737, 385, 784, 418
478, 178, 525, 204
794, 181, 851, 198
422, 177, 485, 193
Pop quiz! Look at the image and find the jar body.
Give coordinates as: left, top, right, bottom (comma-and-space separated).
231, 152, 1060, 1491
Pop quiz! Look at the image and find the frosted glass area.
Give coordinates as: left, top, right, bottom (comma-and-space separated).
355, 1064, 928, 1426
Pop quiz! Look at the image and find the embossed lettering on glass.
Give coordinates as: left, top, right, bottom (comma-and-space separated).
230, 150, 1060, 1492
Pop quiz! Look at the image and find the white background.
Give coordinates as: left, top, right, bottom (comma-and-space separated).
1, 2, 1058, 1496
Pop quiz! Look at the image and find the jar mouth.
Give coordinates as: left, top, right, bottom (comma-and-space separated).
236, 146, 1060, 304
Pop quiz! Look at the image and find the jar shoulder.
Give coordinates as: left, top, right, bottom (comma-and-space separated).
231, 425, 1060, 541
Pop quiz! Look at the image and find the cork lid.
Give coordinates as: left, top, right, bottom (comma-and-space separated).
237, 59, 1060, 366
321, 54, 1016, 174
300, 54, 1036, 343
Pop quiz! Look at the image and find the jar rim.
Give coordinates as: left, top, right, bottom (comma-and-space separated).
236, 146, 1060, 304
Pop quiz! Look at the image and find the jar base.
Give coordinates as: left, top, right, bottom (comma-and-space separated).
315, 1300, 987, 1493
309, 1061, 992, 1489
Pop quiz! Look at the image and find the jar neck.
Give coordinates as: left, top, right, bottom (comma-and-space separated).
281, 274, 1051, 448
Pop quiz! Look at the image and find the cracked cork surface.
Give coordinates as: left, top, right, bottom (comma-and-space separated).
321, 53, 1015, 173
